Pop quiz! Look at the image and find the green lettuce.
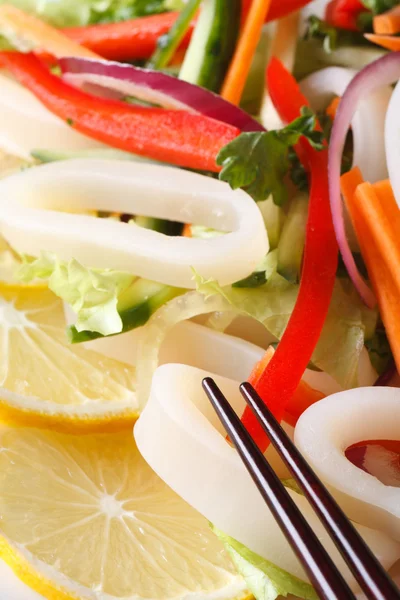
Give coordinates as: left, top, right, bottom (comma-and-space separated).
0, 0, 184, 28
193, 269, 377, 389
17, 252, 134, 336
213, 528, 318, 600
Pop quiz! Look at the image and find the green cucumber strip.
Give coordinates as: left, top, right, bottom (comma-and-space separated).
179, 0, 241, 93
148, 0, 202, 70
68, 280, 184, 343
277, 194, 308, 284
31, 148, 153, 163
135, 216, 183, 236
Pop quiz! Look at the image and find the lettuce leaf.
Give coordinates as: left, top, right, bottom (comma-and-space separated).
17, 252, 134, 336
0, 0, 184, 28
212, 528, 318, 600
194, 269, 376, 389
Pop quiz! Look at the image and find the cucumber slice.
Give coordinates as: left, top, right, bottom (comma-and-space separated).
277, 194, 308, 283
135, 216, 183, 236
179, 0, 241, 93
69, 279, 184, 343
258, 196, 286, 250
148, 0, 202, 70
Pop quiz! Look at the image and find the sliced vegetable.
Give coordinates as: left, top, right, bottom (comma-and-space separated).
69, 279, 183, 343
241, 58, 338, 450
0, 159, 268, 289
64, 11, 193, 61
179, 0, 241, 93
0, 51, 240, 171
373, 5, 400, 34
300, 66, 391, 183
0, 4, 99, 58
328, 52, 400, 306
148, 0, 201, 70
365, 32, 400, 51
277, 194, 308, 284
221, 0, 272, 104
61, 0, 314, 63
295, 387, 400, 540
241, 0, 313, 23
341, 170, 400, 372
248, 346, 325, 427
60, 56, 264, 131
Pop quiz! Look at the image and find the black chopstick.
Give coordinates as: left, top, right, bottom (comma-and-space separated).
203, 377, 400, 600
239, 381, 400, 600
202, 377, 355, 600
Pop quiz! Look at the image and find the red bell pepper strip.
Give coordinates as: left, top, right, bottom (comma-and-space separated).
63, 12, 192, 62
325, 0, 366, 31
0, 51, 239, 172
241, 58, 338, 450
64, 0, 313, 62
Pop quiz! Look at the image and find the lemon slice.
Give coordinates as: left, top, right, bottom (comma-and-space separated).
0, 282, 138, 431
0, 424, 249, 600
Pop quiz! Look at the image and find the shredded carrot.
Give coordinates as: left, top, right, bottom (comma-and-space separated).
248, 345, 275, 387
221, 0, 272, 105
182, 223, 192, 237
326, 96, 341, 121
373, 6, 400, 35
365, 32, 400, 52
0, 5, 99, 58
372, 179, 400, 238
341, 169, 400, 372
248, 345, 325, 427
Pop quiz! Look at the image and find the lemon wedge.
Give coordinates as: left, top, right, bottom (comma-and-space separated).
0, 424, 248, 600
0, 282, 138, 431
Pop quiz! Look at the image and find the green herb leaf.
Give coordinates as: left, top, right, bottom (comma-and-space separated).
217, 108, 323, 204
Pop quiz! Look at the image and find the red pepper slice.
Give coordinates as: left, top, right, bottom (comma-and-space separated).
64, 0, 313, 62
241, 58, 338, 451
0, 51, 239, 172
64, 12, 192, 62
325, 0, 366, 31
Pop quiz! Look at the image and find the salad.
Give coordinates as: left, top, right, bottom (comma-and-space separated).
0, 0, 398, 598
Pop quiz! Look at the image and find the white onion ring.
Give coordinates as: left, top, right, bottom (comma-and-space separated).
385, 78, 400, 208
0, 73, 105, 159
301, 67, 391, 183
295, 387, 400, 541
135, 364, 400, 590
0, 159, 268, 288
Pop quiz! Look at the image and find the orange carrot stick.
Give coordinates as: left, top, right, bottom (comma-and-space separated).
341, 169, 400, 371
182, 223, 192, 237
0, 4, 99, 58
221, 0, 272, 105
373, 6, 400, 35
326, 96, 341, 121
249, 345, 325, 427
355, 182, 400, 293
365, 33, 400, 52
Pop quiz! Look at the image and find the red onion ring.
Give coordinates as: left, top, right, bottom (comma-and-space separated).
59, 57, 264, 132
328, 53, 400, 307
